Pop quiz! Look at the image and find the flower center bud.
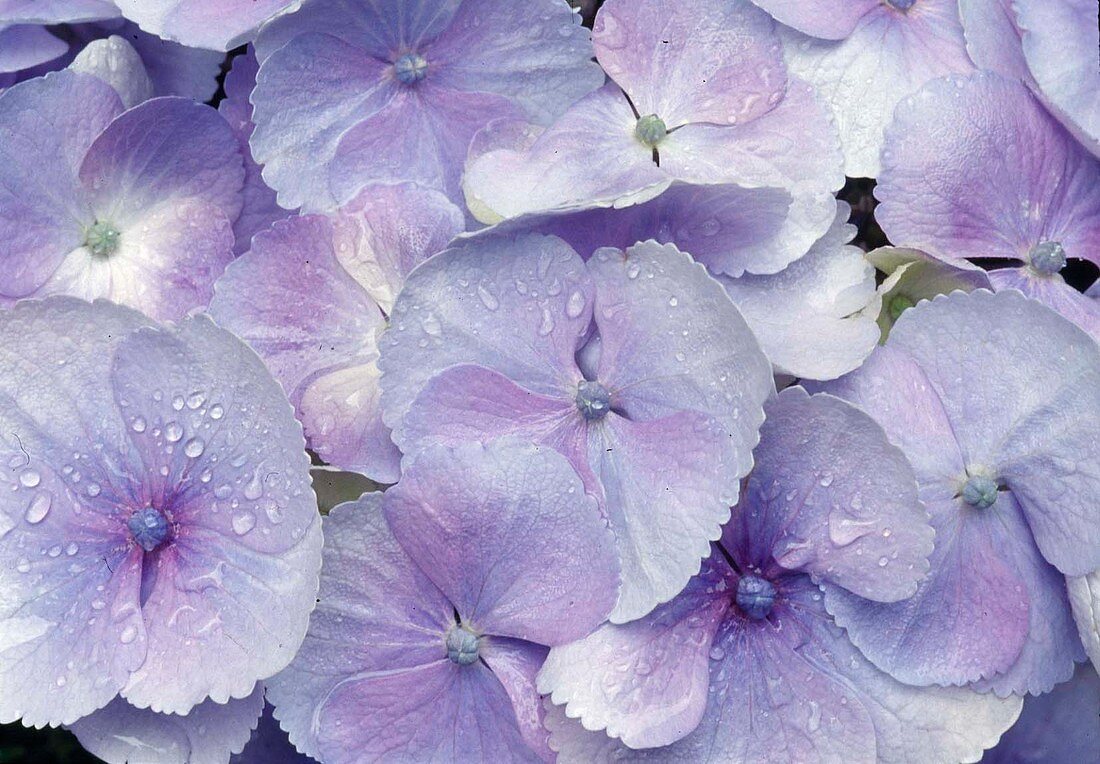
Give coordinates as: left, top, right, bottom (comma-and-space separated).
736, 575, 777, 620
394, 52, 428, 85
85, 220, 121, 257
961, 475, 999, 509
128, 506, 170, 552
885, 0, 917, 10
445, 624, 480, 666
1028, 241, 1066, 276
575, 380, 612, 421
634, 114, 667, 148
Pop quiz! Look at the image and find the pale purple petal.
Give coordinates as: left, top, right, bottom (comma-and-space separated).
384, 439, 619, 645
120, 20, 222, 101
749, 0, 879, 39
0, 24, 66, 73
1068, 573, 1100, 673
957, 0, 1030, 81
231, 702, 316, 764
988, 266, 1100, 340
876, 72, 1100, 267
538, 554, 733, 749
113, 0, 300, 51
0, 0, 120, 24
69, 684, 264, 764
718, 203, 880, 380
480, 638, 553, 762
782, 0, 975, 177
0, 71, 121, 300
594, 0, 786, 128
69, 35, 154, 109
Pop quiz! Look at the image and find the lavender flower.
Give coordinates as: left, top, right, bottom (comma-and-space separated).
113, 0, 300, 51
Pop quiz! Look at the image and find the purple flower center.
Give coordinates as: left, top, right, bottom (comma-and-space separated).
85, 220, 121, 257
634, 114, 667, 148
575, 379, 612, 420
961, 474, 998, 509
1028, 241, 1066, 276
127, 506, 171, 552
735, 575, 776, 620
445, 624, 480, 665
885, 0, 917, 10
393, 53, 429, 85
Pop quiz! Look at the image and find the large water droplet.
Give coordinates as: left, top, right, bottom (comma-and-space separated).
25, 493, 51, 524
184, 438, 205, 458
164, 422, 183, 443
19, 469, 40, 488
232, 512, 256, 536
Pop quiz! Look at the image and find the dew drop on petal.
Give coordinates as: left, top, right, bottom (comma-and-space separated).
184, 438, 205, 458
19, 470, 40, 488
25, 493, 51, 524
164, 422, 183, 443
232, 512, 256, 535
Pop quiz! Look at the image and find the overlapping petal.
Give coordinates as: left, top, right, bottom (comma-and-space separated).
113, 0, 301, 51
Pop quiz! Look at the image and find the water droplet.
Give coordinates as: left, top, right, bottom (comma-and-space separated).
476, 284, 499, 311
208, 404, 224, 420
86, 483, 101, 498
19, 470, 40, 488
131, 417, 147, 433
243, 471, 263, 500
709, 646, 726, 661
186, 392, 205, 409
16, 558, 30, 574
232, 512, 256, 535
25, 493, 51, 524
66, 542, 79, 556
537, 306, 555, 336
565, 289, 586, 318
164, 422, 183, 443
171, 395, 185, 411
877, 556, 889, 567
119, 625, 137, 644
421, 313, 442, 337
184, 438, 205, 458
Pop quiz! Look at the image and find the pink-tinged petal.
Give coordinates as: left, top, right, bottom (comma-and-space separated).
0, 0, 120, 23
106, 314, 321, 714
662, 79, 844, 193
0, 24, 66, 72
782, 1, 974, 178
69, 684, 264, 764
463, 85, 669, 223
80, 96, 245, 227
738, 387, 932, 601
425, 0, 604, 125
266, 494, 455, 762
209, 215, 393, 481
590, 241, 772, 460
379, 234, 594, 427
218, 49, 295, 256
989, 266, 1100, 339
538, 554, 733, 749
250, 33, 397, 212
314, 660, 541, 764
749, 0, 880, 39
69, 35, 154, 109
471, 181, 804, 278
36, 198, 235, 321
0, 71, 121, 299
889, 290, 1100, 576
384, 439, 619, 645
984, 664, 1100, 763
1015, 0, 1100, 158
591, 413, 740, 624
481, 637, 553, 762
876, 72, 1100, 266
113, 0, 300, 51
957, 0, 1030, 81
1068, 572, 1100, 672
0, 299, 155, 727
338, 183, 463, 314
593, 0, 786, 128
719, 203, 880, 380
231, 702, 316, 764
786, 586, 1023, 764
121, 20, 222, 101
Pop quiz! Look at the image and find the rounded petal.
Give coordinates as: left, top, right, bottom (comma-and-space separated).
105, 314, 322, 713
718, 203, 881, 380
736, 387, 932, 601
0, 0, 120, 24
889, 290, 1100, 576
749, 0, 879, 40
231, 702, 315, 764
209, 215, 394, 482
957, 0, 1030, 81
876, 72, 1100, 266
0, 71, 121, 300
68, 35, 153, 109
480, 637, 554, 761
1068, 572, 1100, 673
537, 554, 733, 749
384, 439, 619, 645
69, 684, 264, 764
594, 0, 786, 128
0, 24, 67, 72
122, 20, 223, 101
988, 266, 1100, 340
379, 233, 593, 427
782, 1, 974, 177
113, 0, 300, 51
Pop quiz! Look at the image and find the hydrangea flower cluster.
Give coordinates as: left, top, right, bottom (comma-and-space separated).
0, 1, 1097, 762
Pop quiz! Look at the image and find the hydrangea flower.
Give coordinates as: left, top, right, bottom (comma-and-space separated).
959, 0, 1099, 157
113, 0, 301, 51
209, 183, 464, 483
982, 664, 1100, 762
539, 388, 1021, 762
0, 298, 323, 727
379, 234, 774, 622
267, 439, 621, 763
68, 35, 155, 108
249, 0, 603, 212
474, 195, 880, 380
217, 48, 296, 256
68, 684, 265, 764
465, 0, 842, 254
0, 70, 245, 320
758, 0, 975, 178
813, 290, 1100, 695
876, 72, 1100, 338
